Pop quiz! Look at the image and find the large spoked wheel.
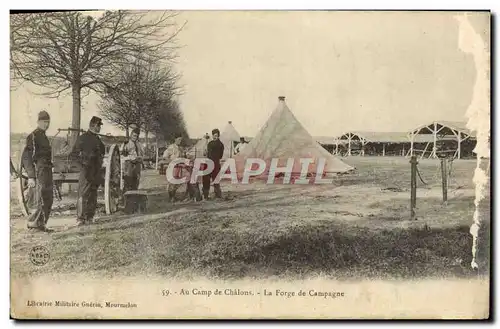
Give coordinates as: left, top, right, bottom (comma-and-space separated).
15, 154, 35, 217
104, 144, 122, 215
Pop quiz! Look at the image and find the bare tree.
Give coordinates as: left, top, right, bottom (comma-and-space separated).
10, 13, 35, 89
97, 87, 140, 137
10, 10, 186, 144
154, 99, 189, 142
98, 58, 181, 138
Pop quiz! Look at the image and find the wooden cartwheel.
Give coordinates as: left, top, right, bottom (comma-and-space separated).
103, 144, 122, 214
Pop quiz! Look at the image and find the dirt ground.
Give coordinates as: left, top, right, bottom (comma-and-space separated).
10, 156, 490, 280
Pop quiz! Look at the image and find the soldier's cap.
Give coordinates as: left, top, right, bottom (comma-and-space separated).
90, 116, 103, 126
212, 128, 220, 135
38, 110, 50, 121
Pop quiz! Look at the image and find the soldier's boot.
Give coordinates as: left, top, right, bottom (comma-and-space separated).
214, 184, 222, 199
185, 184, 194, 202
76, 219, 88, 226
168, 190, 176, 203
193, 184, 202, 202
202, 188, 209, 200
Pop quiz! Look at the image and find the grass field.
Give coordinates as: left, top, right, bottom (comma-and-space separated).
10, 156, 490, 280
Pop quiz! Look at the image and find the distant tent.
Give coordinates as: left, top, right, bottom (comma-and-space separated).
187, 133, 210, 158
220, 121, 241, 159
232, 96, 354, 180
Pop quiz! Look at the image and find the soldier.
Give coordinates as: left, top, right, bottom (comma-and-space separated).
234, 137, 247, 155
162, 137, 184, 202
121, 127, 144, 194
201, 133, 210, 157
22, 110, 53, 232
202, 128, 224, 200
70, 116, 105, 226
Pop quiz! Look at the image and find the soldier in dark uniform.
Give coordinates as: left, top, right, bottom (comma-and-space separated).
202, 128, 224, 199
70, 116, 105, 226
121, 127, 143, 194
22, 110, 53, 232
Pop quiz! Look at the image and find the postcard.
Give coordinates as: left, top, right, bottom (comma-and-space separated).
9, 10, 490, 319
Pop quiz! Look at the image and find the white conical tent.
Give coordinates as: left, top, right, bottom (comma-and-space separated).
220, 121, 241, 159
189, 133, 210, 158
233, 97, 354, 178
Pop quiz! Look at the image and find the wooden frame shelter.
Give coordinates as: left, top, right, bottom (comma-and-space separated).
408, 121, 476, 159
332, 132, 432, 157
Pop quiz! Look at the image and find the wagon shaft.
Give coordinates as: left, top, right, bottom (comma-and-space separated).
52, 154, 81, 174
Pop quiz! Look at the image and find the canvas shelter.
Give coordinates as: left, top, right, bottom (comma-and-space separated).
313, 136, 338, 154
220, 121, 241, 159
232, 96, 354, 180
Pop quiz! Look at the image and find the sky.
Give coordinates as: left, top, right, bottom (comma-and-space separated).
10, 11, 490, 138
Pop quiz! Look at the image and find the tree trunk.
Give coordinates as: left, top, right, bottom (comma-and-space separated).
70, 82, 81, 147
145, 130, 149, 149
155, 137, 159, 170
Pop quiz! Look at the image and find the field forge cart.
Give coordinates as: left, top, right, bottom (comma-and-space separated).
16, 128, 126, 217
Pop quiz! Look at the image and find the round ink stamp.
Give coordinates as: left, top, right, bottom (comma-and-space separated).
29, 245, 50, 266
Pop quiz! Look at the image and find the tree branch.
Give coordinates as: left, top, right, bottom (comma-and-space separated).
10, 10, 185, 130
